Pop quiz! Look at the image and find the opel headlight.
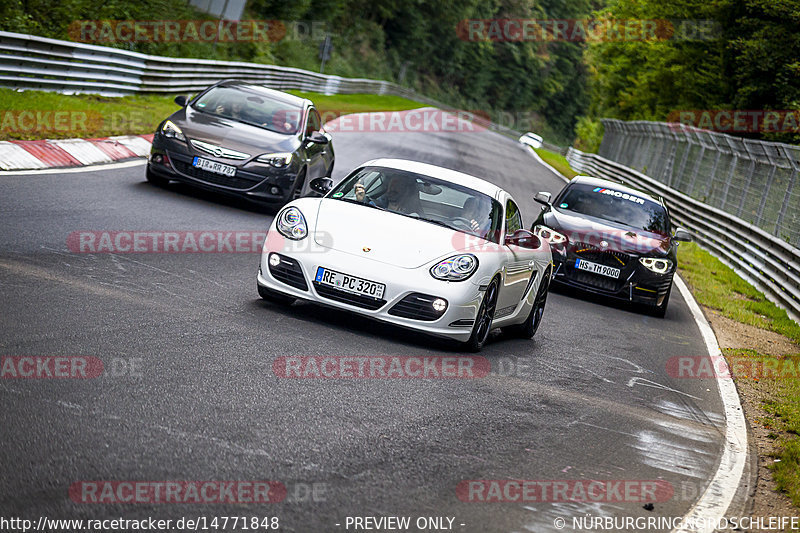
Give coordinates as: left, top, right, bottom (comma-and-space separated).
161, 120, 186, 141
257, 152, 293, 167
639, 257, 672, 274
430, 254, 478, 282
276, 207, 307, 240
533, 225, 567, 244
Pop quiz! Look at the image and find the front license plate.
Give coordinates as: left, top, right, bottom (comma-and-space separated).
192, 156, 236, 177
315, 267, 385, 299
575, 259, 620, 279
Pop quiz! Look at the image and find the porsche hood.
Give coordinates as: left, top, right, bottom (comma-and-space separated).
311, 199, 487, 269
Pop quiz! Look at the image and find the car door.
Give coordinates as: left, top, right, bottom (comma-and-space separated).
302, 107, 327, 178
496, 198, 536, 318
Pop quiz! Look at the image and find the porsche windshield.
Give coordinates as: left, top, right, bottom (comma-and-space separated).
192, 86, 302, 134
330, 166, 503, 243
556, 183, 669, 235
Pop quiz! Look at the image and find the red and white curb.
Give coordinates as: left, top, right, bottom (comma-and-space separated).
0, 134, 153, 171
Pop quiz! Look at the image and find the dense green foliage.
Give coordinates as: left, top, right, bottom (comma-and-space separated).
1, 0, 595, 145
581, 0, 800, 147
5, 0, 798, 147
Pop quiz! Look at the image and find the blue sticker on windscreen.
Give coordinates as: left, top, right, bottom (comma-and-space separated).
559, 203, 568, 208
197, 102, 206, 107
332, 192, 344, 198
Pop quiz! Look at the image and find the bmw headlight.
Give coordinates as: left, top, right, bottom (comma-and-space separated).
430, 254, 478, 282
533, 225, 567, 244
276, 207, 307, 240
257, 152, 293, 167
161, 120, 186, 141
639, 257, 672, 274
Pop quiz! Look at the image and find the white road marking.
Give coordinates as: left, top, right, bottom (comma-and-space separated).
671, 275, 748, 533
0, 158, 146, 176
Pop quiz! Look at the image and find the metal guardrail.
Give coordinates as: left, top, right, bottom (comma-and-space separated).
0, 31, 551, 144
599, 119, 800, 248
567, 147, 800, 324
0, 30, 442, 99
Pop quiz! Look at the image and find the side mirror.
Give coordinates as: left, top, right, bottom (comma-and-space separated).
309, 177, 334, 195
505, 229, 541, 249
673, 228, 693, 242
534, 191, 552, 206
174, 95, 188, 107
307, 131, 330, 144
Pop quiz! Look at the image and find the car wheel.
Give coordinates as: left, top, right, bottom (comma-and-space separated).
145, 165, 169, 187
650, 284, 671, 318
291, 168, 307, 201
326, 161, 334, 177
464, 277, 499, 352
258, 283, 296, 305
505, 265, 551, 339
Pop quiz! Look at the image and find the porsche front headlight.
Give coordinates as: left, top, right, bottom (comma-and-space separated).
639, 257, 672, 274
430, 254, 478, 282
276, 207, 307, 240
533, 225, 567, 244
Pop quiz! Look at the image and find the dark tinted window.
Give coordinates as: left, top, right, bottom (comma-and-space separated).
556, 183, 669, 235
506, 200, 522, 233
330, 166, 503, 243
193, 86, 302, 134
305, 108, 321, 136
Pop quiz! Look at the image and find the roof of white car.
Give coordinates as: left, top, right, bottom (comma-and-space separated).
360, 158, 504, 199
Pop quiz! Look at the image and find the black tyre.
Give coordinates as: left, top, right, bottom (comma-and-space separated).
464, 277, 499, 352
505, 265, 552, 339
257, 283, 296, 305
326, 160, 334, 177
145, 165, 169, 187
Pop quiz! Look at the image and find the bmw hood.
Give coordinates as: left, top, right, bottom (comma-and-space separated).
543, 208, 671, 256
312, 199, 475, 269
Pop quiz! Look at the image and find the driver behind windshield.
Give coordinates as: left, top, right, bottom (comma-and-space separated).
354, 175, 421, 215
462, 196, 493, 238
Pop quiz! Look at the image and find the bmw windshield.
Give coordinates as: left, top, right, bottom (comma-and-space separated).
329, 166, 503, 243
556, 183, 669, 235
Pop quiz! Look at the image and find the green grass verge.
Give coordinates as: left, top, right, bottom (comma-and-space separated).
0, 89, 179, 140
678, 242, 800, 344
679, 245, 800, 507
533, 147, 579, 180
286, 91, 424, 116
0, 88, 425, 141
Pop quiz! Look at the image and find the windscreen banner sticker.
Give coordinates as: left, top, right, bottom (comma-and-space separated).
593, 187, 646, 204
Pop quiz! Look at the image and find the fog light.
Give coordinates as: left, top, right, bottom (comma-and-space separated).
269, 253, 281, 267
270, 186, 281, 195
432, 298, 447, 312
153, 154, 163, 163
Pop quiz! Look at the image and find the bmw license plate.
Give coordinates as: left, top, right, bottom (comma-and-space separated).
575, 259, 620, 279
192, 156, 236, 177
315, 267, 385, 299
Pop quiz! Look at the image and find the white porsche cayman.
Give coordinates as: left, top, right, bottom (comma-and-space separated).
256, 158, 553, 351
